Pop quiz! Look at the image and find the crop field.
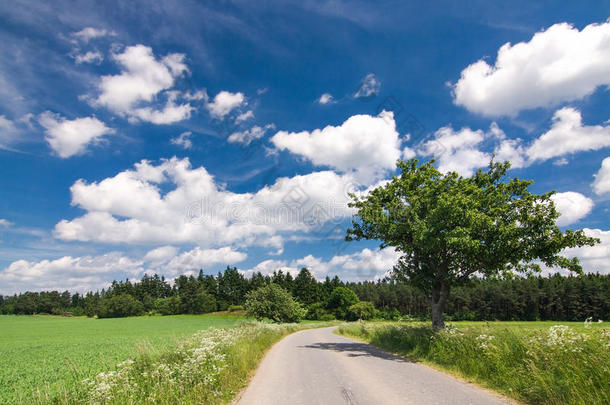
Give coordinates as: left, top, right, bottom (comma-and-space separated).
0, 313, 246, 404
338, 320, 610, 405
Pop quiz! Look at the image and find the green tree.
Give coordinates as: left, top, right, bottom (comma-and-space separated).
327, 287, 359, 320
348, 301, 377, 320
98, 294, 145, 318
245, 284, 306, 323
347, 159, 599, 328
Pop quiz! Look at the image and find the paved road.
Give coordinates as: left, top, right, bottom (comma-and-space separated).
236, 327, 513, 405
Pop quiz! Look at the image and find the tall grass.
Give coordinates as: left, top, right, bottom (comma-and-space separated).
337, 322, 610, 405
45, 321, 327, 404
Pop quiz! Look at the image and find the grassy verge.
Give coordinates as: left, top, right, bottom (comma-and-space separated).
337, 321, 610, 405
50, 321, 332, 404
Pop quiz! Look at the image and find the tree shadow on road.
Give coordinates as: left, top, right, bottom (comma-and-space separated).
300, 341, 413, 363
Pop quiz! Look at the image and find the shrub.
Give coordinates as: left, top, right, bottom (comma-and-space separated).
154, 296, 181, 315
327, 287, 359, 320
245, 284, 306, 323
347, 301, 376, 320
306, 302, 329, 320
98, 294, 145, 318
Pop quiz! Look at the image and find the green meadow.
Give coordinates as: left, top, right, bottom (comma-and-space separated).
0, 314, 245, 404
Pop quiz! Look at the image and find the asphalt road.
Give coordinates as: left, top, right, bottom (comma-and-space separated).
236, 326, 513, 405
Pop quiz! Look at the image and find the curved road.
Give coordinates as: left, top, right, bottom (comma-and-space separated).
236, 327, 513, 405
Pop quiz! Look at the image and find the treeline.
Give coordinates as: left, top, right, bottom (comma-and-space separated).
1, 268, 608, 321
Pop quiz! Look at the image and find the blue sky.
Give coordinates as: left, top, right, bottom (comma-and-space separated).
1, 0, 609, 293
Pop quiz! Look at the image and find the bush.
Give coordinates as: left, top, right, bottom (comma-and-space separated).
98, 294, 145, 318
228, 305, 244, 312
327, 287, 359, 320
154, 296, 181, 315
347, 301, 376, 320
245, 284, 306, 323
306, 302, 329, 320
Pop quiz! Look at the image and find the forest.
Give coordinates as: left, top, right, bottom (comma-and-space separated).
1, 267, 608, 321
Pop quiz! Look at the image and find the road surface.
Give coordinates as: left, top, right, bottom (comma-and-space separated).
236, 326, 513, 405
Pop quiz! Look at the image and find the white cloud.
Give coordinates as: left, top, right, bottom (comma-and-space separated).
228, 124, 275, 145
206, 91, 245, 119
592, 157, 610, 195
0, 115, 18, 146
418, 125, 492, 176
271, 111, 402, 182
242, 247, 400, 281
318, 93, 335, 104
0, 252, 144, 294
354, 73, 380, 98
235, 110, 254, 124
73, 27, 114, 43
75, 51, 103, 65
453, 21, 610, 116
526, 108, 610, 162
129, 93, 193, 124
52, 157, 359, 248
171, 131, 193, 149
556, 228, 610, 275
38, 112, 115, 158
144, 245, 179, 264
95, 45, 188, 117
550, 192, 594, 226
164, 246, 246, 274
553, 157, 569, 166
0, 219, 13, 227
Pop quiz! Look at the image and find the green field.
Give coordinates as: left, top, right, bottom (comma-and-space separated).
338, 320, 610, 405
0, 314, 246, 404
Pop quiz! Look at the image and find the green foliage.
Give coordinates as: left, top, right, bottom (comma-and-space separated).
245, 284, 306, 323
347, 158, 600, 327
305, 302, 330, 320
98, 294, 145, 318
347, 301, 376, 320
228, 305, 244, 312
327, 287, 359, 320
339, 321, 610, 405
154, 296, 181, 315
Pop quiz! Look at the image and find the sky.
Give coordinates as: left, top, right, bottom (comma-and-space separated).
1, 0, 609, 294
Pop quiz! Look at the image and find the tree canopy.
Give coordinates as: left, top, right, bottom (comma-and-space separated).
347, 158, 599, 328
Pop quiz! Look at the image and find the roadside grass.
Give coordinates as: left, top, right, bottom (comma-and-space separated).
76, 321, 335, 405
337, 321, 610, 405
0, 313, 245, 404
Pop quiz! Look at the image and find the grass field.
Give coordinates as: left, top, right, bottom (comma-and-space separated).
0, 313, 246, 404
337, 320, 610, 405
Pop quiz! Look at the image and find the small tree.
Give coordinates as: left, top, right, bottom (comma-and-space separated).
347, 159, 599, 328
245, 283, 306, 323
348, 301, 377, 320
327, 287, 359, 320
98, 294, 145, 318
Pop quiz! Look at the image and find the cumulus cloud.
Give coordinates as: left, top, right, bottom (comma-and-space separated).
129, 93, 193, 124
592, 157, 610, 195
0, 115, 18, 146
554, 228, 610, 275
0, 252, 144, 294
228, 124, 275, 145
53, 157, 359, 248
74, 51, 103, 65
242, 247, 400, 281
171, 131, 193, 149
94, 45, 190, 122
206, 91, 245, 119
418, 125, 492, 176
0, 218, 13, 227
164, 246, 246, 274
550, 192, 594, 226
143, 245, 179, 264
453, 21, 610, 116
526, 108, 610, 162
271, 111, 402, 182
317, 93, 335, 104
354, 73, 380, 98
38, 112, 115, 158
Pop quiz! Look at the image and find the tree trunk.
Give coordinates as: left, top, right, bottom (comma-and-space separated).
431, 282, 450, 329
